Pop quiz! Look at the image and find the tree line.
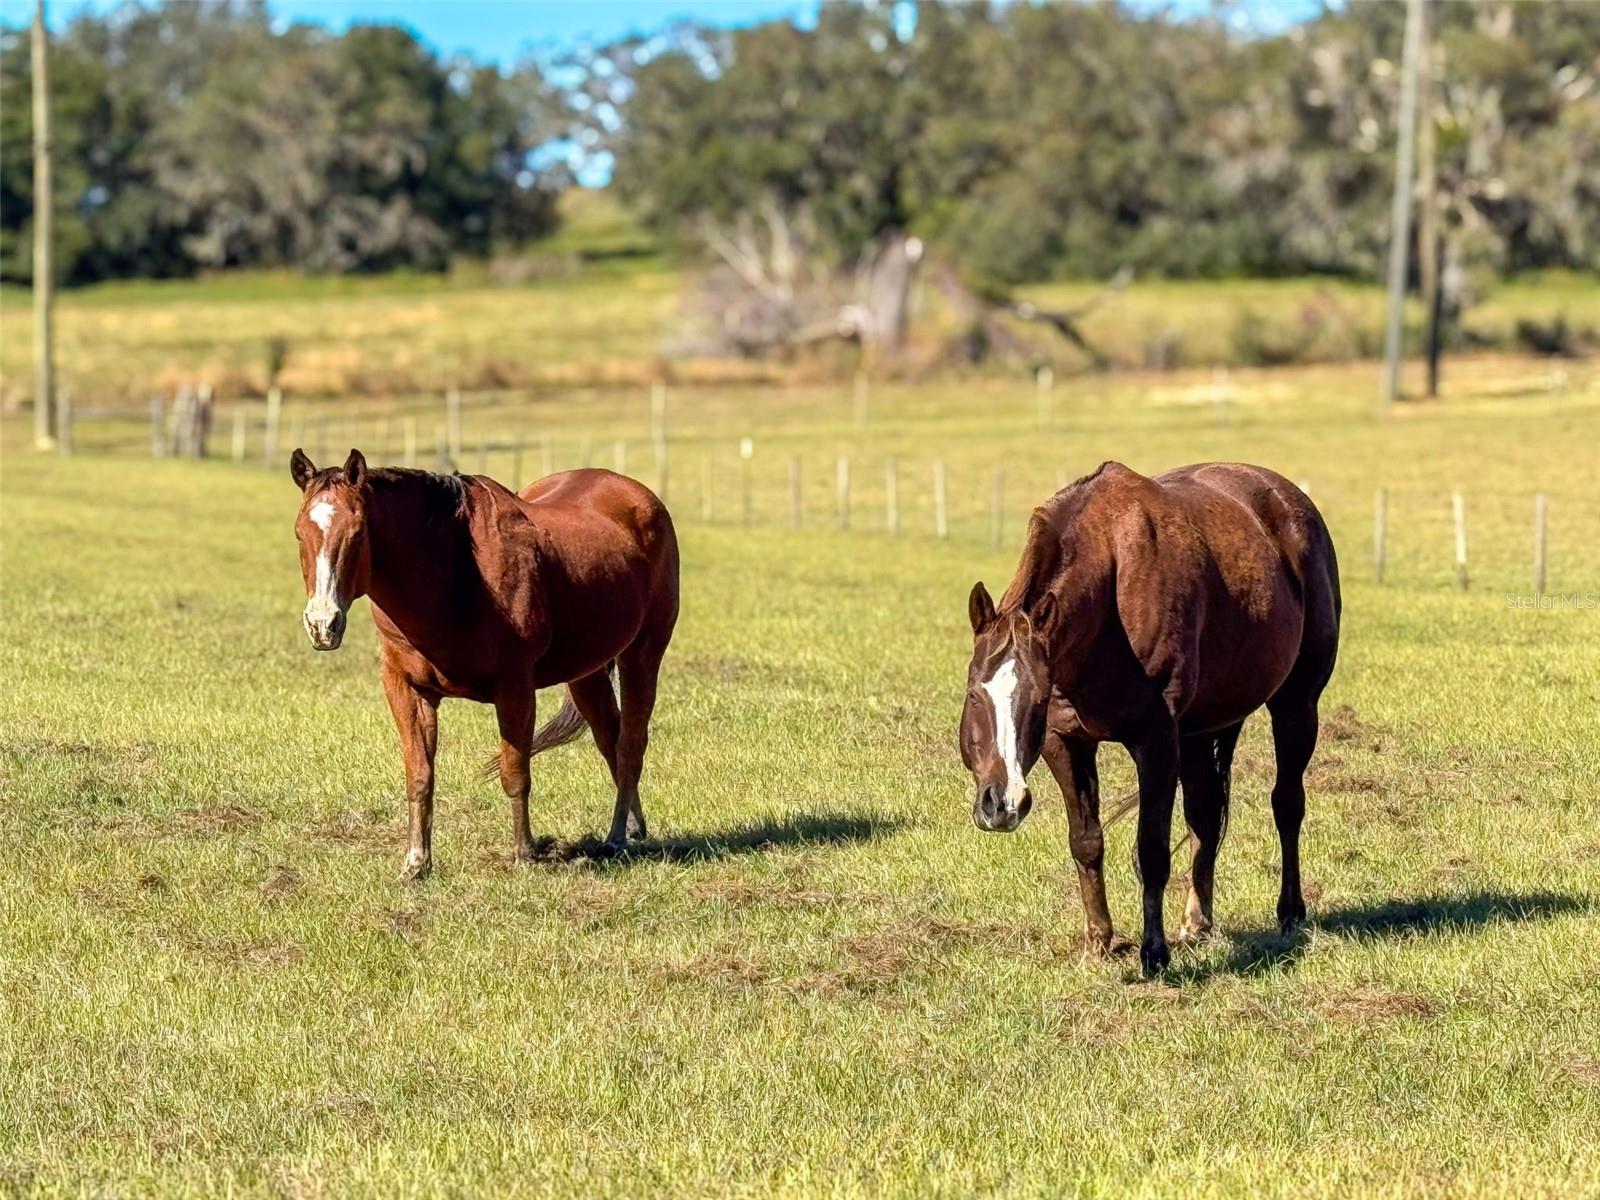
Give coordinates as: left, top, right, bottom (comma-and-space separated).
3, 1, 1598, 288
0, 1, 564, 284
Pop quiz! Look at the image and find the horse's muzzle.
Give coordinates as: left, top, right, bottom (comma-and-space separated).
973, 784, 1031, 833
303, 606, 346, 651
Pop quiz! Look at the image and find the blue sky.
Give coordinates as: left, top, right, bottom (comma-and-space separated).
24, 0, 1327, 68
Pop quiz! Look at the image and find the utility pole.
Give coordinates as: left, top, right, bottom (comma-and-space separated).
1416, 3, 1442, 398
31, 0, 57, 451
1381, 0, 1425, 415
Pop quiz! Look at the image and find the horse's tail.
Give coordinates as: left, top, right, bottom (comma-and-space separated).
477, 664, 613, 783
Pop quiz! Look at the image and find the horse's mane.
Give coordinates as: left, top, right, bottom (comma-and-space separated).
999, 462, 1119, 615
367, 467, 474, 520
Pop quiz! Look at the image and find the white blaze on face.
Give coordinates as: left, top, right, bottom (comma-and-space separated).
304, 496, 343, 631
981, 655, 1027, 804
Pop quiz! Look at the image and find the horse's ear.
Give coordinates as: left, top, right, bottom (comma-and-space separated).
343, 448, 367, 488
290, 448, 316, 490
1030, 592, 1060, 642
968, 581, 997, 634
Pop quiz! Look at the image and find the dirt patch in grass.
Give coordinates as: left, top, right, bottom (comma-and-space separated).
314, 809, 401, 853
177, 804, 265, 834
371, 908, 427, 944
260, 865, 301, 903
1314, 985, 1437, 1024
562, 877, 630, 929
657, 952, 770, 990
192, 935, 306, 970
689, 876, 868, 912
1321, 704, 1371, 743
1562, 1055, 1600, 1087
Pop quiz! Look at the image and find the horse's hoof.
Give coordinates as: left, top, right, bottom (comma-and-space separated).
1140, 939, 1170, 976
397, 849, 432, 882
1277, 900, 1307, 934
1176, 922, 1213, 945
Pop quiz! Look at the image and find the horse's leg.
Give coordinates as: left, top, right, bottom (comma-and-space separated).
566, 668, 624, 837
1267, 698, 1319, 932
1177, 722, 1242, 942
1131, 722, 1180, 974
1041, 732, 1114, 956
608, 636, 667, 847
494, 685, 537, 863
382, 661, 439, 882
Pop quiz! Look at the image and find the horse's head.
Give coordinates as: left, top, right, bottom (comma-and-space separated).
960, 581, 1057, 833
290, 448, 372, 651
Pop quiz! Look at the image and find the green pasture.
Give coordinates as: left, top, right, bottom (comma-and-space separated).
2, 363, 1598, 1197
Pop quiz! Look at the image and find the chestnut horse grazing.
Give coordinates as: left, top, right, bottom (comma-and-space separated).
291, 449, 679, 879
959, 462, 1340, 974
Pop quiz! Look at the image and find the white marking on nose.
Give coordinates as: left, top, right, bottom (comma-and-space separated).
981, 656, 1027, 804
304, 548, 343, 634
309, 499, 336, 531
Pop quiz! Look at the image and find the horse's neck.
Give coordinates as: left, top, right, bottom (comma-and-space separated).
366, 484, 482, 646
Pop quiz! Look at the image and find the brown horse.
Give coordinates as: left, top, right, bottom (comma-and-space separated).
959, 461, 1340, 974
291, 448, 679, 879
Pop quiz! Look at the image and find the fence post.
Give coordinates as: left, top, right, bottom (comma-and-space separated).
933, 460, 948, 540
990, 469, 1005, 551
446, 388, 462, 460
740, 438, 754, 526
1036, 366, 1054, 430
263, 387, 282, 468
231, 406, 247, 463
194, 383, 213, 459
477, 437, 489, 474
885, 457, 899, 536
1533, 491, 1548, 595
654, 436, 668, 500
836, 456, 851, 530
435, 424, 450, 472
788, 456, 802, 529
1373, 487, 1387, 584
1451, 490, 1469, 590
150, 394, 166, 458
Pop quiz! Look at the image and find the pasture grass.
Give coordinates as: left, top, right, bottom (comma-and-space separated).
3, 364, 1599, 1197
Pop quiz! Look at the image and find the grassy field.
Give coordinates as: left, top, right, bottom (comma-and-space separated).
3, 357, 1598, 1196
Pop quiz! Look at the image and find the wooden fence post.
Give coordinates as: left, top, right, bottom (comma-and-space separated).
1451, 490, 1469, 590
990, 469, 1005, 551
1533, 491, 1548, 595
435, 424, 450, 472
836, 456, 851, 529
231, 406, 247, 463
885, 456, 900, 536
477, 437, 489, 474
740, 438, 754, 526
263, 387, 282, 468
151, 394, 166, 458
933, 461, 948, 540
1373, 487, 1387, 584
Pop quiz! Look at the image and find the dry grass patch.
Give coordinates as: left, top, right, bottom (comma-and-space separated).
1313, 985, 1438, 1024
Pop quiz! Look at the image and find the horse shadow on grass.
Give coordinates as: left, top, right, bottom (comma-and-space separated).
1163, 888, 1594, 985
523, 810, 901, 871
